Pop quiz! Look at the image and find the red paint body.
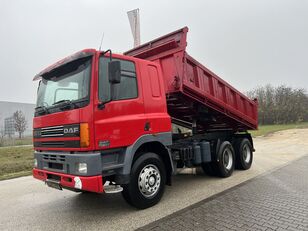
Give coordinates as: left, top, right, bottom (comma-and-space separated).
33, 27, 257, 194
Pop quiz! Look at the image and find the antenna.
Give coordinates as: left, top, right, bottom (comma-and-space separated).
98, 32, 105, 51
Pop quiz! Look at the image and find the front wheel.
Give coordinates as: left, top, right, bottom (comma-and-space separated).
122, 152, 166, 209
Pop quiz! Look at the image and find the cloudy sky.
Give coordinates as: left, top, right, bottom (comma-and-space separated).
0, 0, 307, 104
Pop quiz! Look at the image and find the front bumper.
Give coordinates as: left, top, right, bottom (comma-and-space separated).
34, 151, 103, 176
33, 168, 104, 193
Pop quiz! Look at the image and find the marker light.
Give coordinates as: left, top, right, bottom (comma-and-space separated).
80, 123, 90, 148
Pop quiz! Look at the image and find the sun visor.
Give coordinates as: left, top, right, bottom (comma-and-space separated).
33, 50, 95, 81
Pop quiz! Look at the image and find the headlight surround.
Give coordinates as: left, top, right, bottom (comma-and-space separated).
77, 163, 87, 174
34, 159, 38, 168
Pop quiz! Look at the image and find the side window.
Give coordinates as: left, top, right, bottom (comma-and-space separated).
99, 57, 138, 101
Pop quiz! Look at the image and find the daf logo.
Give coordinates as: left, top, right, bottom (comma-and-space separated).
64, 127, 79, 134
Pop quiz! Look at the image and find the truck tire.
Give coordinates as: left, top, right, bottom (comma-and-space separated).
215, 141, 235, 178
234, 138, 253, 170
122, 152, 166, 209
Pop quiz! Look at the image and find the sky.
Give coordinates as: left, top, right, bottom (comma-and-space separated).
0, 0, 307, 104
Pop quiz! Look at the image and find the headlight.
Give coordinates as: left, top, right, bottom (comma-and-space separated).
34, 159, 38, 168
77, 163, 87, 174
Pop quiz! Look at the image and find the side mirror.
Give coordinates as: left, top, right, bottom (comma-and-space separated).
108, 61, 121, 84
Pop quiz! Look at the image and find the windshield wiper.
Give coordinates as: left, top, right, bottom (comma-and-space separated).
52, 100, 75, 110
35, 105, 49, 115
52, 99, 72, 106
52, 98, 88, 110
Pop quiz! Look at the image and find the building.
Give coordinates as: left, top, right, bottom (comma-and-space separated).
0, 101, 35, 137
4, 116, 15, 137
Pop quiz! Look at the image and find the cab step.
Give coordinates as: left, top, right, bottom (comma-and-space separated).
103, 181, 123, 194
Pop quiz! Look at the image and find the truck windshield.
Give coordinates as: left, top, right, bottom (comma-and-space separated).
36, 57, 92, 109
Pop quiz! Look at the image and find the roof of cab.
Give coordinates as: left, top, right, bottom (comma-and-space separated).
33, 49, 96, 81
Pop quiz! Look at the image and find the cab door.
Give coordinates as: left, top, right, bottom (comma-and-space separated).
93, 56, 146, 150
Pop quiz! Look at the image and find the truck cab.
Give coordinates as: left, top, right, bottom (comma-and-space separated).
33, 49, 173, 208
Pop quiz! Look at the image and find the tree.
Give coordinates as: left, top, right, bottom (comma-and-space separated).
247, 85, 308, 125
13, 110, 27, 139
0, 127, 5, 146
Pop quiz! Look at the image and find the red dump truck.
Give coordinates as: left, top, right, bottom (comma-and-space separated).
33, 27, 258, 209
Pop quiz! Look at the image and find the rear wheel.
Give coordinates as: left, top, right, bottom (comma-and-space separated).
215, 141, 235, 177
234, 138, 253, 170
122, 152, 166, 209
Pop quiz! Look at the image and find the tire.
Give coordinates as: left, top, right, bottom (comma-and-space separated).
215, 141, 235, 178
122, 152, 166, 209
201, 162, 217, 176
234, 138, 253, 170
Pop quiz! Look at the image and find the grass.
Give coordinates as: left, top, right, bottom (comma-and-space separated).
0, 146, 33, 180
250, 122, 308, 137
0, 136, 33, 147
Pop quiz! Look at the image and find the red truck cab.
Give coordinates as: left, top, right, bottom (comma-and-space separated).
33, 27, 257, 209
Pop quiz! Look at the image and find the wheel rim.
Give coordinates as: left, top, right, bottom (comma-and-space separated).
242, 144, 251, 164
223, 148, 233, 170
138, 164, 161, 198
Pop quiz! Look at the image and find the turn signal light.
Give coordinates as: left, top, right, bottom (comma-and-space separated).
80, 123, 90, 148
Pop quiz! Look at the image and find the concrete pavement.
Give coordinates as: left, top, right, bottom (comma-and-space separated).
140, 155, 308, 231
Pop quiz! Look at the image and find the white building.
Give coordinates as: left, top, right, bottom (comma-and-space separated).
0, 101, 35, 137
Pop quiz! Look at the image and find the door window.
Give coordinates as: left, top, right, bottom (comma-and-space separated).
99, 57, 138, 102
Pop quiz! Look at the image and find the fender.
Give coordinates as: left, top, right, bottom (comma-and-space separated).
120, 132, 173, 176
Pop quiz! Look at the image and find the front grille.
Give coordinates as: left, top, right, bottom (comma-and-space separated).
41, 126, 64, 137
43, 154, 65, 171
43, 154, 66, 162
34, 140, 80, 148
33, 124, 81, 148
41, 141, 65, 147
33, 124, 80, 138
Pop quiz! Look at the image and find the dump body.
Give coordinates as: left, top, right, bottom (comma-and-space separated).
125, 27, 258, 132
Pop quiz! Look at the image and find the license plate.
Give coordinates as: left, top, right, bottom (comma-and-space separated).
46, 179, 62, 191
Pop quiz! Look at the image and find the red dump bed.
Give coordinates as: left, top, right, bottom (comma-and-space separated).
125, 27, 258, 132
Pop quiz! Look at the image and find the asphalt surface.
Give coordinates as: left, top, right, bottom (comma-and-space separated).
0, 129, 307, 231
139, 155, 308, 231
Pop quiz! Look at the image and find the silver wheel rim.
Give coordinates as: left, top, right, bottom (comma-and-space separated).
138, 164, 161, 198
223, 148, 233, 170
242, 144, 251, 164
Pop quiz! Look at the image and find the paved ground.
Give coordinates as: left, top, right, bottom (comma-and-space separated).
0, 144, 32, 149
0, 129, 307, 231
139, 156, 308, 231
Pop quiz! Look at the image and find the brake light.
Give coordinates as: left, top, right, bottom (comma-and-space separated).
80, 123, 90, 147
